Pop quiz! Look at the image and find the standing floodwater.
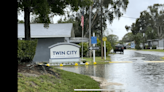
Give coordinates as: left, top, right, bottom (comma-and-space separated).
57, 50, 164, 92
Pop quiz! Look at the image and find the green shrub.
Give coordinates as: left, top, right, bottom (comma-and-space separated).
135, 45, 141, 50
79, 42, 88, 57
145, 45, 148, 49
79, 38, 112, 57
152, 45, 156, 49
105, 40, 112, 55
95, 38, 112, 56
17, 39, 37, 64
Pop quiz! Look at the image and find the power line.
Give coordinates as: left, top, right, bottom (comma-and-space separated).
122, 16, 138, 19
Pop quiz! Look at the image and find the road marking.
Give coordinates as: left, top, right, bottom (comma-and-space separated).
109, 61, 132, 63
144, 61, 164, 63
162, 57, 164, 59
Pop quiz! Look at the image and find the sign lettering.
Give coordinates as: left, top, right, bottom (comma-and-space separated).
53, 50, 77, 55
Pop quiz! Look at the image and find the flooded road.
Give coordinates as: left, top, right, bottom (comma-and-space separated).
57, 50, 164, 92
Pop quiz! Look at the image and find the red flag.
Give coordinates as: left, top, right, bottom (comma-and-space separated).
81, 15, 84, 29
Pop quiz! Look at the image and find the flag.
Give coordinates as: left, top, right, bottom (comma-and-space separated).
81, 16, 84, 28
81, 11, 84, 29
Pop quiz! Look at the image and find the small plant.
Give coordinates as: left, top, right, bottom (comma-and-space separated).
145, 45, 149, 49
135, 45, 142, 50
152, 45, 156, 49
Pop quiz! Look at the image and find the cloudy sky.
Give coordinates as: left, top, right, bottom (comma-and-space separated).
18, 0, 164, 40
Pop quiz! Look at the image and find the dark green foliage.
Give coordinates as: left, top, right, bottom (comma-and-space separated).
145, 45, 150, 49
18, 0, 93, 40
152, 45, 156, 49
18, 19, 24, 23
107, 34, 119, 49
17, 40, 37, 64
78, 38, 112, 57
135, 45, 142, 50
125, 4, 164, 44
58, 0, 129, 38
95, 38, 112, 56
79, 42, 88, 57
122, 32, 134, 43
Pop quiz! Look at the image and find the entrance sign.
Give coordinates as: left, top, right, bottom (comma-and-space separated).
48, 42, 81, 63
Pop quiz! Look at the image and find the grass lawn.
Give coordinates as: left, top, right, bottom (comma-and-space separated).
126, 48, 164, 52
141, 49, 164, 52
58, 56, 111, 67
83, 56, 111, 65
18, 67, 100, 92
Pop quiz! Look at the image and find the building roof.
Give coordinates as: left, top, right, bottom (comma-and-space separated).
18, 23, 74, 38
69, 37, 89, 43
147, 39, 159, 41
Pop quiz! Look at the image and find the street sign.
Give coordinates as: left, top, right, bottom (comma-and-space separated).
102, 37, 107, 60
102, 37, 107, 41
91, 36, 97, 44
89, 47, 100, 50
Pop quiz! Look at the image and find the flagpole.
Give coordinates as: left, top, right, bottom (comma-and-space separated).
81, 10, 84, 61
82, 27, 83, 60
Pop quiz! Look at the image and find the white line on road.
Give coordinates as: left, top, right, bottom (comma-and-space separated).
109, 61, 132, 63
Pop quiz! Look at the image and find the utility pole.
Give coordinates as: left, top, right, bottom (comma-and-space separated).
101, 0, 103, 59
89, 5, 92, 58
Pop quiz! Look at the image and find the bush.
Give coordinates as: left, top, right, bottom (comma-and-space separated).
79, 42, 88, 57
145, 45, 150, 49
95, 38, 112, 56
135, 45, 141, 50
152, 45, 156, 49
78, 38, 112, 57
17, 39, 37, 64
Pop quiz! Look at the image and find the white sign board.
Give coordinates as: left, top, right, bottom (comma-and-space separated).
48, 43, 81, 63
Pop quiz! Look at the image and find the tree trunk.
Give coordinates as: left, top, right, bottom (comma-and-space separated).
24, 7, 31, 40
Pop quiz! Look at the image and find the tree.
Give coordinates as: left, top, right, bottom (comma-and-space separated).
57, 18, 80, 37
18, 0, 93, 40
107, 34, 118, 49
141, 4, 164, 39
61, 0, 129, 58
145, 27, 158, 40
31, 15, 54, 23
125, 4, 164, 49
122, 32, 134, 43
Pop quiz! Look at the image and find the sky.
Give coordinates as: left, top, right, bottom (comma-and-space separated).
18, 0, 164, 40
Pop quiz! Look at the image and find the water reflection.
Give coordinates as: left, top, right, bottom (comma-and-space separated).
78, 65, 106, 78
57, 50, 164, 92
58, 63, 164, 92
133, 63, 164, 88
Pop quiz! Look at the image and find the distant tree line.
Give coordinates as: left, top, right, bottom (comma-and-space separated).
125, 4, 164, 49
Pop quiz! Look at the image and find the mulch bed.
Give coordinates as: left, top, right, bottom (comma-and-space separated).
18, 62, 60, 78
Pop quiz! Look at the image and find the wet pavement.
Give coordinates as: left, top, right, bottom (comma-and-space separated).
57, 50, 164, 92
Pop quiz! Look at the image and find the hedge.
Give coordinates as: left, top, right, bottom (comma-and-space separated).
17, 39, 37, 64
